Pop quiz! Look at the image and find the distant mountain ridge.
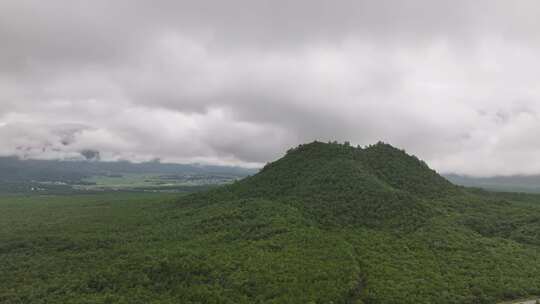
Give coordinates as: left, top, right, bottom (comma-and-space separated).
445, 173, 540, 193
0, 156, 257, 183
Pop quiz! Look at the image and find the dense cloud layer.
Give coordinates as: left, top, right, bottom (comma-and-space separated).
1, 0, 540, 175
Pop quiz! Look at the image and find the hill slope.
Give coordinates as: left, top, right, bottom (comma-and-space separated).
187, 142, 540, 303
170, 142, 540, 303
3, 141, 540, 304
227, 141, 457, 229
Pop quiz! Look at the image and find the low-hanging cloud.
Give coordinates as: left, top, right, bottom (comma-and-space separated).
1, 0, 540, 176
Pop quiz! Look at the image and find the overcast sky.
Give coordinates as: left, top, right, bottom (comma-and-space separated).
1, 1, 540, 176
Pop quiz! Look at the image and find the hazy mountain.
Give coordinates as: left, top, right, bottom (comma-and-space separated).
0, 156, 257, 183
0, 156, 258, 193
446, 173, 540, 193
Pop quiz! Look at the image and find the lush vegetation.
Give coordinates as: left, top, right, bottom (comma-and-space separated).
2, 141, 540, 303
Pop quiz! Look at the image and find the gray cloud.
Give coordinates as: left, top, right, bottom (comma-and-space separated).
1, 0, 540, 175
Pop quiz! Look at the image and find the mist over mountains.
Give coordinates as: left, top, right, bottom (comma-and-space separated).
6, 144, 540, 194
0, 155, 256, 193
446, 174, 540, 193
3, 1, 540, 303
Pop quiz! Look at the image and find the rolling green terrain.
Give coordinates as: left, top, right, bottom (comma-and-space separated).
2, 142, 540, 303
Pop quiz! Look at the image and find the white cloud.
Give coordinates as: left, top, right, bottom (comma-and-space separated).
1, 1, 540, 175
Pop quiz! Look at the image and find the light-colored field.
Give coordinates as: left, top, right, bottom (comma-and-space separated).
73, 173, 236, 190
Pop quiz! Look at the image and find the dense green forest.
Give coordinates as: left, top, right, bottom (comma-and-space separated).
2, 142, 540, 303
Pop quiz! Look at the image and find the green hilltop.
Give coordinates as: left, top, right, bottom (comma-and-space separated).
2, 141, 540, 304
224, 141, 457, 230
169, 141, 540, 303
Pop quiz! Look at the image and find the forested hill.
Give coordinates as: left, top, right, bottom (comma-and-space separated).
6, 142, 540, 304
170, 141, 540, 303
223, 141, 460, 228
236, 141, 457, 199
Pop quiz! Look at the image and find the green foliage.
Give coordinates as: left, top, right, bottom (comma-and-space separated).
2, 141, 540, 303
0, 193, 360, 304
360, 142, 458, 198
230, 141, 436, 229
